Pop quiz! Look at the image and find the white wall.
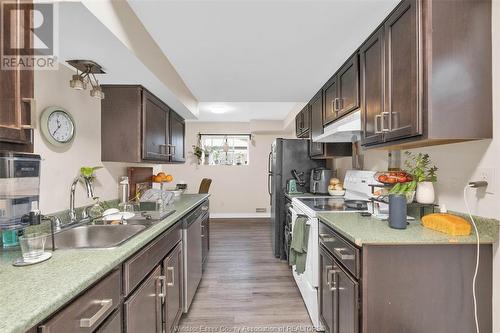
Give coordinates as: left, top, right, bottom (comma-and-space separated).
33, 65, 144, 214
160, 122, 292, 217
337, 1, 500, 328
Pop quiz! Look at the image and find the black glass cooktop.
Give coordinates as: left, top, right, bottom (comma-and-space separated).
299, 198, 368, 212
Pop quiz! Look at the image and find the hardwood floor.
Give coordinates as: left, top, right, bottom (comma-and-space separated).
178, 218, 313, 332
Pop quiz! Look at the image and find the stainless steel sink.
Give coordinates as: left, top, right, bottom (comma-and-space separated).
50, 224, 147, 249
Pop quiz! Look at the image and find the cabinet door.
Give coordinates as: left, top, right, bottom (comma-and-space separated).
302, 106, 310, 136
0, 0, 34, 152
336, 265, 359, 333
337, 54, 360, 118
124, 266, 162, 333
384, 0, 421, 141
143, 92, 169, 161
169, 111, 185, 163
310, 92, 324, 157
295, 113, 302, 137
360, 27, 385, 146
163, 242, 183, 333
319, 248, 335, 333
323, 76, 338, 126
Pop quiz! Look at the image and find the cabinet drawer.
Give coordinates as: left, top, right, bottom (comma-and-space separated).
39, 269, 121, 333
123, 222, 182, 296
319, 222, 360, 279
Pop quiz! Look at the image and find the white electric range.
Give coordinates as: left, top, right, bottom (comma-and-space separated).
289, 170, 377, 331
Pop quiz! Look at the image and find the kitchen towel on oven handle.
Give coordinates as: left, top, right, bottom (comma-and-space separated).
289, 216, 310, 274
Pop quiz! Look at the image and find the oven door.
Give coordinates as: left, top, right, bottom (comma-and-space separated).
289, 205, 319, 288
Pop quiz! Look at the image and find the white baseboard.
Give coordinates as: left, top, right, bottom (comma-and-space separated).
210, 213, 271, 219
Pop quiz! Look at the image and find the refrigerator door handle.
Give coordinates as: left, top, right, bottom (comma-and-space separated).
268, 172, 272, 204
268, 151, 272, 173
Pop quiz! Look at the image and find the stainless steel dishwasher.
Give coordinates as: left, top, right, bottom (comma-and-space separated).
182, 200, 209, 312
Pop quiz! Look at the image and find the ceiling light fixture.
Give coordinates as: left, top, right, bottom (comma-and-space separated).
210, 106, 230, 114
67, 60, 106, 99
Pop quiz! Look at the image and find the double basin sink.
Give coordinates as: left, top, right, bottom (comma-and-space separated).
49, 211, 175, 250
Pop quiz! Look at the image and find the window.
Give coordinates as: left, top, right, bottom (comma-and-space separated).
200, 134, 250, 166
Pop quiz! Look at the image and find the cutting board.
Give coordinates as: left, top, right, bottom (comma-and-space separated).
127, 167, 153, 200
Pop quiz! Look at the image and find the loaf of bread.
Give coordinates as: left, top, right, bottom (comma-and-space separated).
421, 213, 472, 236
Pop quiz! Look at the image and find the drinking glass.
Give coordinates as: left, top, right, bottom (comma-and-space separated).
19, 233, 47, 262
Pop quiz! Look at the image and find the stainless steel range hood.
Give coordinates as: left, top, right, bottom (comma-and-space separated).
313, 110, 362, 142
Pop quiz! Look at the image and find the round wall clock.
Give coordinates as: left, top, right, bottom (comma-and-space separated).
40, 106, 76, 146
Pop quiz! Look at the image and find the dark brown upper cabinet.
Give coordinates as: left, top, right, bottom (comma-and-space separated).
360, 0, 492, 148
309, 90, 353, 159
169, 111, 186, 163
383, 0, 420, 142
0, 0, 34, 153
323, 54, 360, 126
101, 85, 186, 164
309, 91, 324, 156
295, 105, 310, 138
142, 92, 170, 162
360, 27, 385, 146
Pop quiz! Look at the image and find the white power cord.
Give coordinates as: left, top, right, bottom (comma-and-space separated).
463, 184, 482, 333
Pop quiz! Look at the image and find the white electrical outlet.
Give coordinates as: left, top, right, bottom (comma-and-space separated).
471, 167, 495, 194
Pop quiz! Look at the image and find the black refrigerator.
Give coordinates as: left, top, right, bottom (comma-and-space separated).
268, 139, 325, 259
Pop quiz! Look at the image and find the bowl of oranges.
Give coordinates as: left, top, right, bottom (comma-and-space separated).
153, 172, 174, 184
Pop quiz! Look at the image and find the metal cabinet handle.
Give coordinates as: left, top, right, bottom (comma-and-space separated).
167, 267, 175, 287
333, 247, 355, 261
381, 112, 390, 132
157, 275, 166, 302
79, 299, 113, 328
375, 114, 382, 134
319, 234, 336, 243
21, 98, 36, 129
325, 265, 333, 287
159, 144, 173, 157
168, 144, 176, 156
329, 269, 339, 292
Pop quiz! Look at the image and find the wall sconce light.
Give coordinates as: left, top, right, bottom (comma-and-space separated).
67, 60, 106, 99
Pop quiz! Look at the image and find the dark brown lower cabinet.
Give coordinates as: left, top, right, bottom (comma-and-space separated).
319, 246, 359, 333
319, 221, 493, 333
319, 248, 335, 333
124, 266, 163, 333
163, 242, 184, 333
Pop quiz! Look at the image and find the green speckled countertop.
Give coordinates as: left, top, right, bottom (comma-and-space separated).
0, 194, 209, 333
318, 212, 499, 247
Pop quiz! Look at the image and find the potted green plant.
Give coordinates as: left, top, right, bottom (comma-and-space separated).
390, 152, 438, 204
192, 145, 204, 164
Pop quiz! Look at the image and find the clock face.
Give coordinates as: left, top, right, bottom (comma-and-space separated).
47, 111, 75, 143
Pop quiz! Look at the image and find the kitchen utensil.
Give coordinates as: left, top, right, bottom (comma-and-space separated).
19, 233, 48, 262
388, 194, 407, 229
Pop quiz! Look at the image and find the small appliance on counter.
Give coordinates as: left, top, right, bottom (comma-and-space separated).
310, 167, 335, 194
0, 153, 41, 248
286, 179, 300, 194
